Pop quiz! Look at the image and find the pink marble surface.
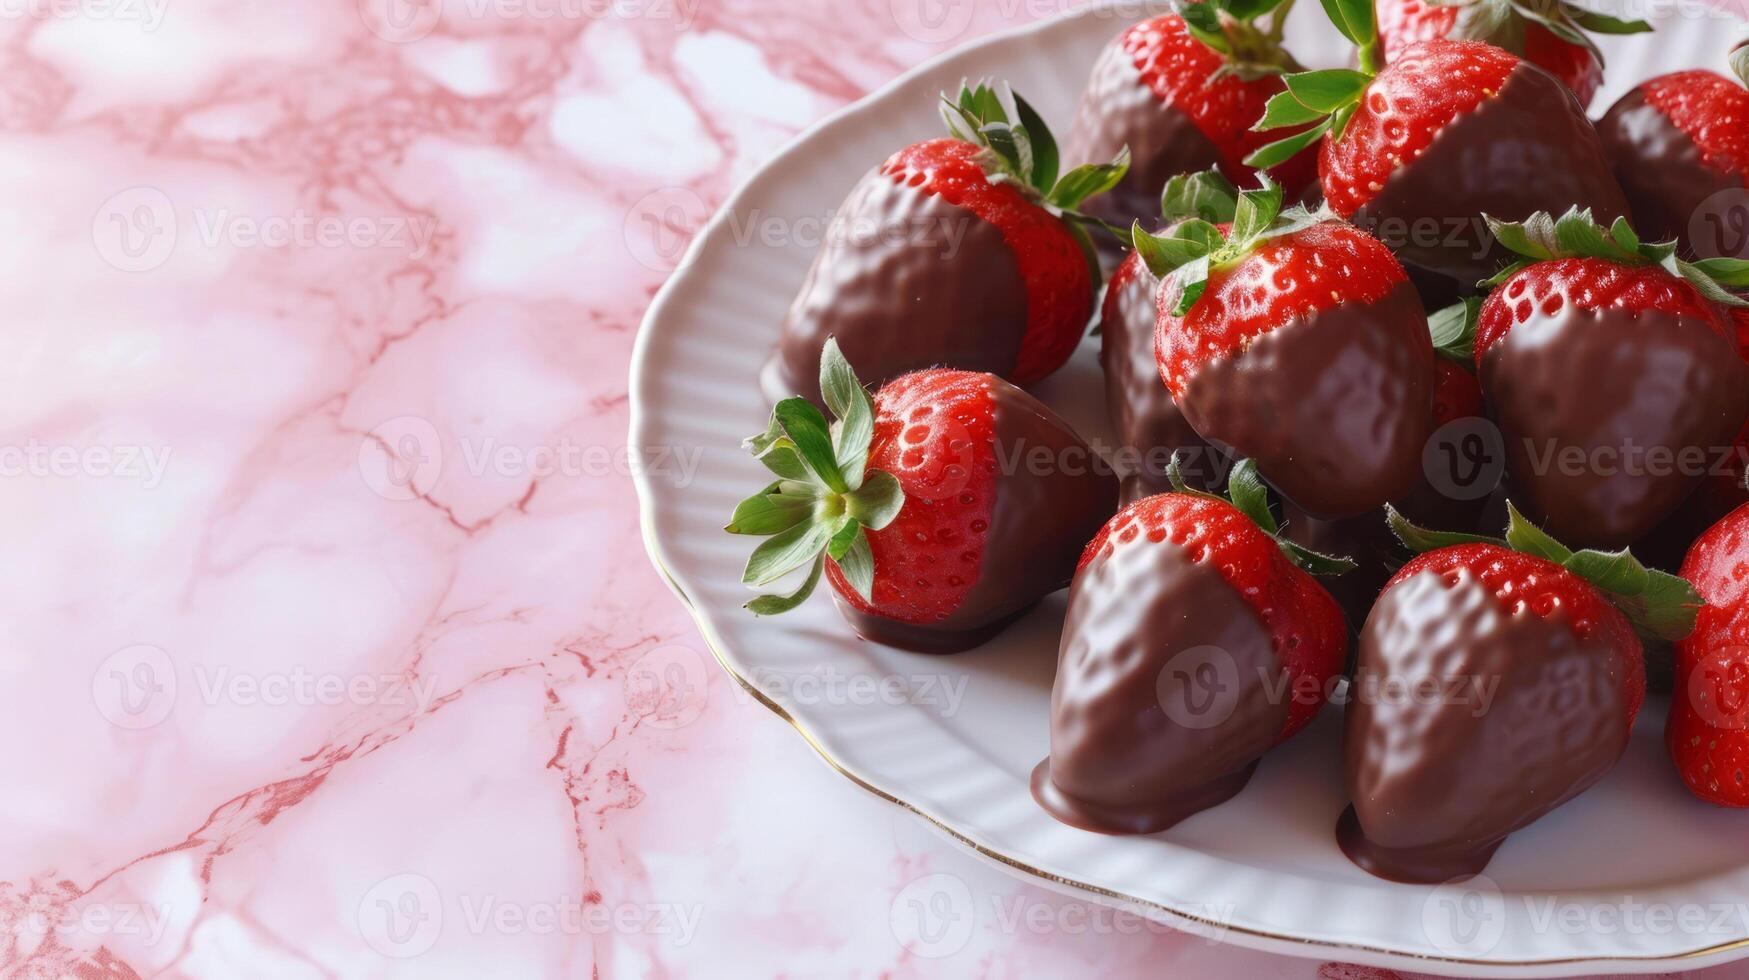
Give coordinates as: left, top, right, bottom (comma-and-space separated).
4, 1, 1747, 977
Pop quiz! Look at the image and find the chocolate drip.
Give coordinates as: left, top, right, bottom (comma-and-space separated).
1481, 307, 1749, 548
1342, 569, 1633, 883
1596, 87, 1742, 255
762, 170, 1027, 405
841, 380, 1117, 654
1350, 63, 1628, 287
1178, 281, 1435, 521
1033, 535, 1286, 834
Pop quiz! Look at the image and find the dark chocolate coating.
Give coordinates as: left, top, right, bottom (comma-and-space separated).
840, 380, 1118, 654
1100, 251, 1224, 502
1350, 63, 1628, 288
762, 169, 1027, 405
1033, 535, 1287, 834
1066, 37, 1226, 265
1342, 569, 1632, 883
1481, 307, 1749, 548
1178, 281, 1435, 521
1596, 87, 1742, 255
1280, 503, 1399, 638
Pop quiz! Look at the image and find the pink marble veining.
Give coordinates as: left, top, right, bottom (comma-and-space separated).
3, 0, 1748, 977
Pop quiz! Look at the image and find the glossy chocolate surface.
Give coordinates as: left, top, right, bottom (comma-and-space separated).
762, 170, 1026, 405
1482, 306, 1749, 548
1101, 250, 1224, 502
1033, 535, 1286, 834
1351, 63, 1628, 288
1342, 569, 1632, 883
1177, 281, 1435, 521
1066, 37, 1226, 265
1597, 87, 1742, 254
842, 379, 1117, 654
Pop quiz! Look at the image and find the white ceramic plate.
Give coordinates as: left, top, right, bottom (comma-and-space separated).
629, 4, 1749, 975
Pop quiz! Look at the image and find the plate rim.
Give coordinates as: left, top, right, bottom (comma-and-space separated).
626, 5, 1749, 974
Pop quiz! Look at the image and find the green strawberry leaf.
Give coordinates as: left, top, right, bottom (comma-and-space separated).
1428, 297, 1482, 363
1503, 502, 1575, 564
742, 517, 838, 587
1231, 176, 1286, 245
1283, 68, 1373, 112
1225, 458, 1279, 535
773, 397, 848, 494
1132, 219, 1222, 278
819, 339, 874, 484
1014, 92, 1059, 192
1244, 116, 1332, 169
844, 470, 904, 530
1692, 257, 1749, 288
726, 483, 813, 536
1160, 169, 1240, 225
1487, 208, 1749, 306
1386, 505, 1507, 553
1319, 0, 1381, 67
1050, 150, 1132, 212
1732, 41, 1749, 88
835, 530, 876, 603
745, 555, 825, 616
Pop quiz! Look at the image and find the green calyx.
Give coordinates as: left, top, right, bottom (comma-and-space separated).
1427, 297, 1481, 363
1485, 207, 1749, 308
1132, 173, 1324, 316
1159, 168, 1242, 226
1433, 0, 1650, 69
1244, 0, 1381, 167
1179, 0, 1308, 79
1386, 502, 1705, 643
1167, 454, 1358, 576
726, 339, 905, 615
940, 80, 1130, 214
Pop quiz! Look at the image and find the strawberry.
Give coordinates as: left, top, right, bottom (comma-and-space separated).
1066, 4, 1318, 244
1099, 170, 1238, 501
1374, 0, 1650, 109
1635, 418, 1749, 576
1249, 14, 1628, 293
1669, 502, 1749, 806
1474, 209, 1749, 549
1596, 54, 1749, 257
1340, 505, 1692, 883
730, 339, 1116, 653
1033, 459, 1352, 834
1137, 177, 1435, 521
763, 82, 1128, 405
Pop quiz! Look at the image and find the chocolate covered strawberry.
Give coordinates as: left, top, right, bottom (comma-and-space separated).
1139, 177, 1435, 520
1066, 4, 1316, 245
1100, 170, 1237, 501
763, 82, 1128, 405
731, 339, 1116, 653
1341, 505, 1692, 882
1248, 10, 1628, 293
1475, 209, 1749, 549
1669, 502, 1749, 806
1034, 459, 1352, 834
1375, 0, 1649, 109
1596, 51, 1749, 257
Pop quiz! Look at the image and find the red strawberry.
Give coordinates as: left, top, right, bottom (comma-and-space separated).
1067, 7, 1317, 244
764, 81, 1127, 405
1099, 170, 1237, 501
1474, 209, 1749, 549
1341, 505, 1684, 883
1374, 0, 1649, 109
1249, 32, 1627, 291
1140, 178, 1435, 521
1669, 502, 1749, 806
1597, 59, 1749, 258
731, 339, 1116, 653
1033, 460, 1351, 834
